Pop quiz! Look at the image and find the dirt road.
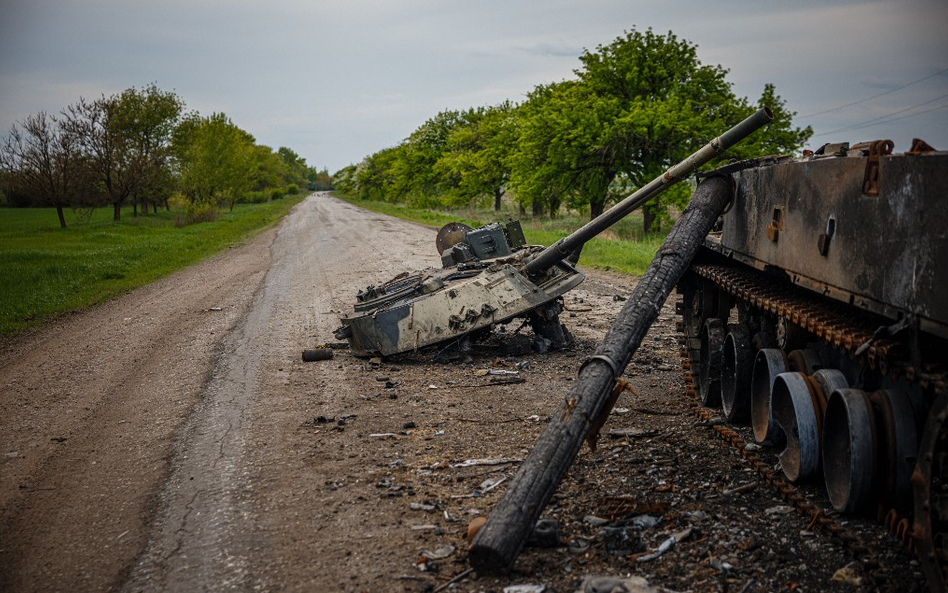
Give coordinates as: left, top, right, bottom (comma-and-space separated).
0, 194, 924, 592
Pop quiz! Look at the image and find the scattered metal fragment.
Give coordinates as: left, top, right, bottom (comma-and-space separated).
606, 427, 658, 439
592, 496, 670, 521
632, 527, 692, 563
579, 575, 658, 593
421, 545, 455, 560
526, 518, 560, 549
830, 563, 864, 586
722, 482, 758, 498
478, 476, 507, 493
503, 585, 546, 593
451, 458, 522, 468
583, 515, 610, 527
432, 568, 474, 593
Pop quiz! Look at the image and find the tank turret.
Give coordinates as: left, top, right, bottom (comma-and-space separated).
333, 108, 773, 358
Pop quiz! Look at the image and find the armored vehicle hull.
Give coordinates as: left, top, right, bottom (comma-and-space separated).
678, 141, 948, 589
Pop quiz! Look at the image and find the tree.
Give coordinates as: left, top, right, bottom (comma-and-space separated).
435, 102, 516, 210
727, 84, 812, 160
0, 112, 89, 227
354, 145, 403, 201
172, 112, 256, 210
63, 84, 183, 221
332, 164, 357, 194
115, 84, 185, 215
311, 168, 333, 191
508, 82, 586, 218
511, 29, 811, 230
390, 110, 468, 204
249, 145, 285, 192
277, 146, 310, 187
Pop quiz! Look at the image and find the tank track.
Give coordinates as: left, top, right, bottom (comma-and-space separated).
691, 263, 946, 395
678, 261, 948, 591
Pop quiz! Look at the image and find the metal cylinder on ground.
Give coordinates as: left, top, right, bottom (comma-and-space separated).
301, 348, 333, 362
787, 348, 823, 375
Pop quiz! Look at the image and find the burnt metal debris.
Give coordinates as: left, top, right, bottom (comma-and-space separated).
334, 108, 774, 359
680, 141, 947, 592
471, 130, 948, 592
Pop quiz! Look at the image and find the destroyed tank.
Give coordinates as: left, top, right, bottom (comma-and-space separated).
332, 217, 584, 357
333, 109, 774, 359
677, 138, 948, 589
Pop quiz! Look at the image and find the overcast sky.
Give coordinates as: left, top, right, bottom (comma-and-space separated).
1, 0, 946, 173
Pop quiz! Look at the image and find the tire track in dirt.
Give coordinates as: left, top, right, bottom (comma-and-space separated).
121, 194, 438, 591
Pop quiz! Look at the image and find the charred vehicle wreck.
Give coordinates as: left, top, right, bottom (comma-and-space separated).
677, 138, 948, 589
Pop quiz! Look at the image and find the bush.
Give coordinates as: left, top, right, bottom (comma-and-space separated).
168, 192, 190, 211
185, 199, 218, 224
271, 188, 286, 201
235, 191, 268, 204
286, 183, 299, 195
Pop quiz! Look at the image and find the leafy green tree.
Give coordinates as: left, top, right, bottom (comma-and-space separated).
727, 84, 812, 160
511, 29, 811, 230
391, 110, 469, 204
249, 145, 285, 192
276, 146, 310, 187
332, 164, 357, 194
508, 81, 587, 217
354, 145, 403, 201
63, 84, 183, 221
172, 112, 255, 211
311, 168, 333, 191
435, 102, 516, 210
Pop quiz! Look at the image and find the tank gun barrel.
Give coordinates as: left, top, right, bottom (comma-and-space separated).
523, 107, 774, 276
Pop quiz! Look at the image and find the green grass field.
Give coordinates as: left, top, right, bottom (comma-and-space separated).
332, 194, 665, 276
0, 196, 306, 336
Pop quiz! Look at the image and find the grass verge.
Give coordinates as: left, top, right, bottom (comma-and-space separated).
331, 193, 665, 277
0, 195, 307, 336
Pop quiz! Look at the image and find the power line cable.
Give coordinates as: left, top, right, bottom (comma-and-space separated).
813, 96, 948, 138
801, 67, 948, 118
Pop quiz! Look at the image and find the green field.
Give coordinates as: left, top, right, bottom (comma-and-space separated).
332, 193, 665, 276
0, 196, 306, 336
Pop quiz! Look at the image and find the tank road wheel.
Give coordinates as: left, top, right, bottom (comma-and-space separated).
822, 388, 876, 513
698, 318, 725, 407
721, 324, 754, 424
679, 274, 715, 339
751, 348, 789, 445
914, 392, 948, 592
